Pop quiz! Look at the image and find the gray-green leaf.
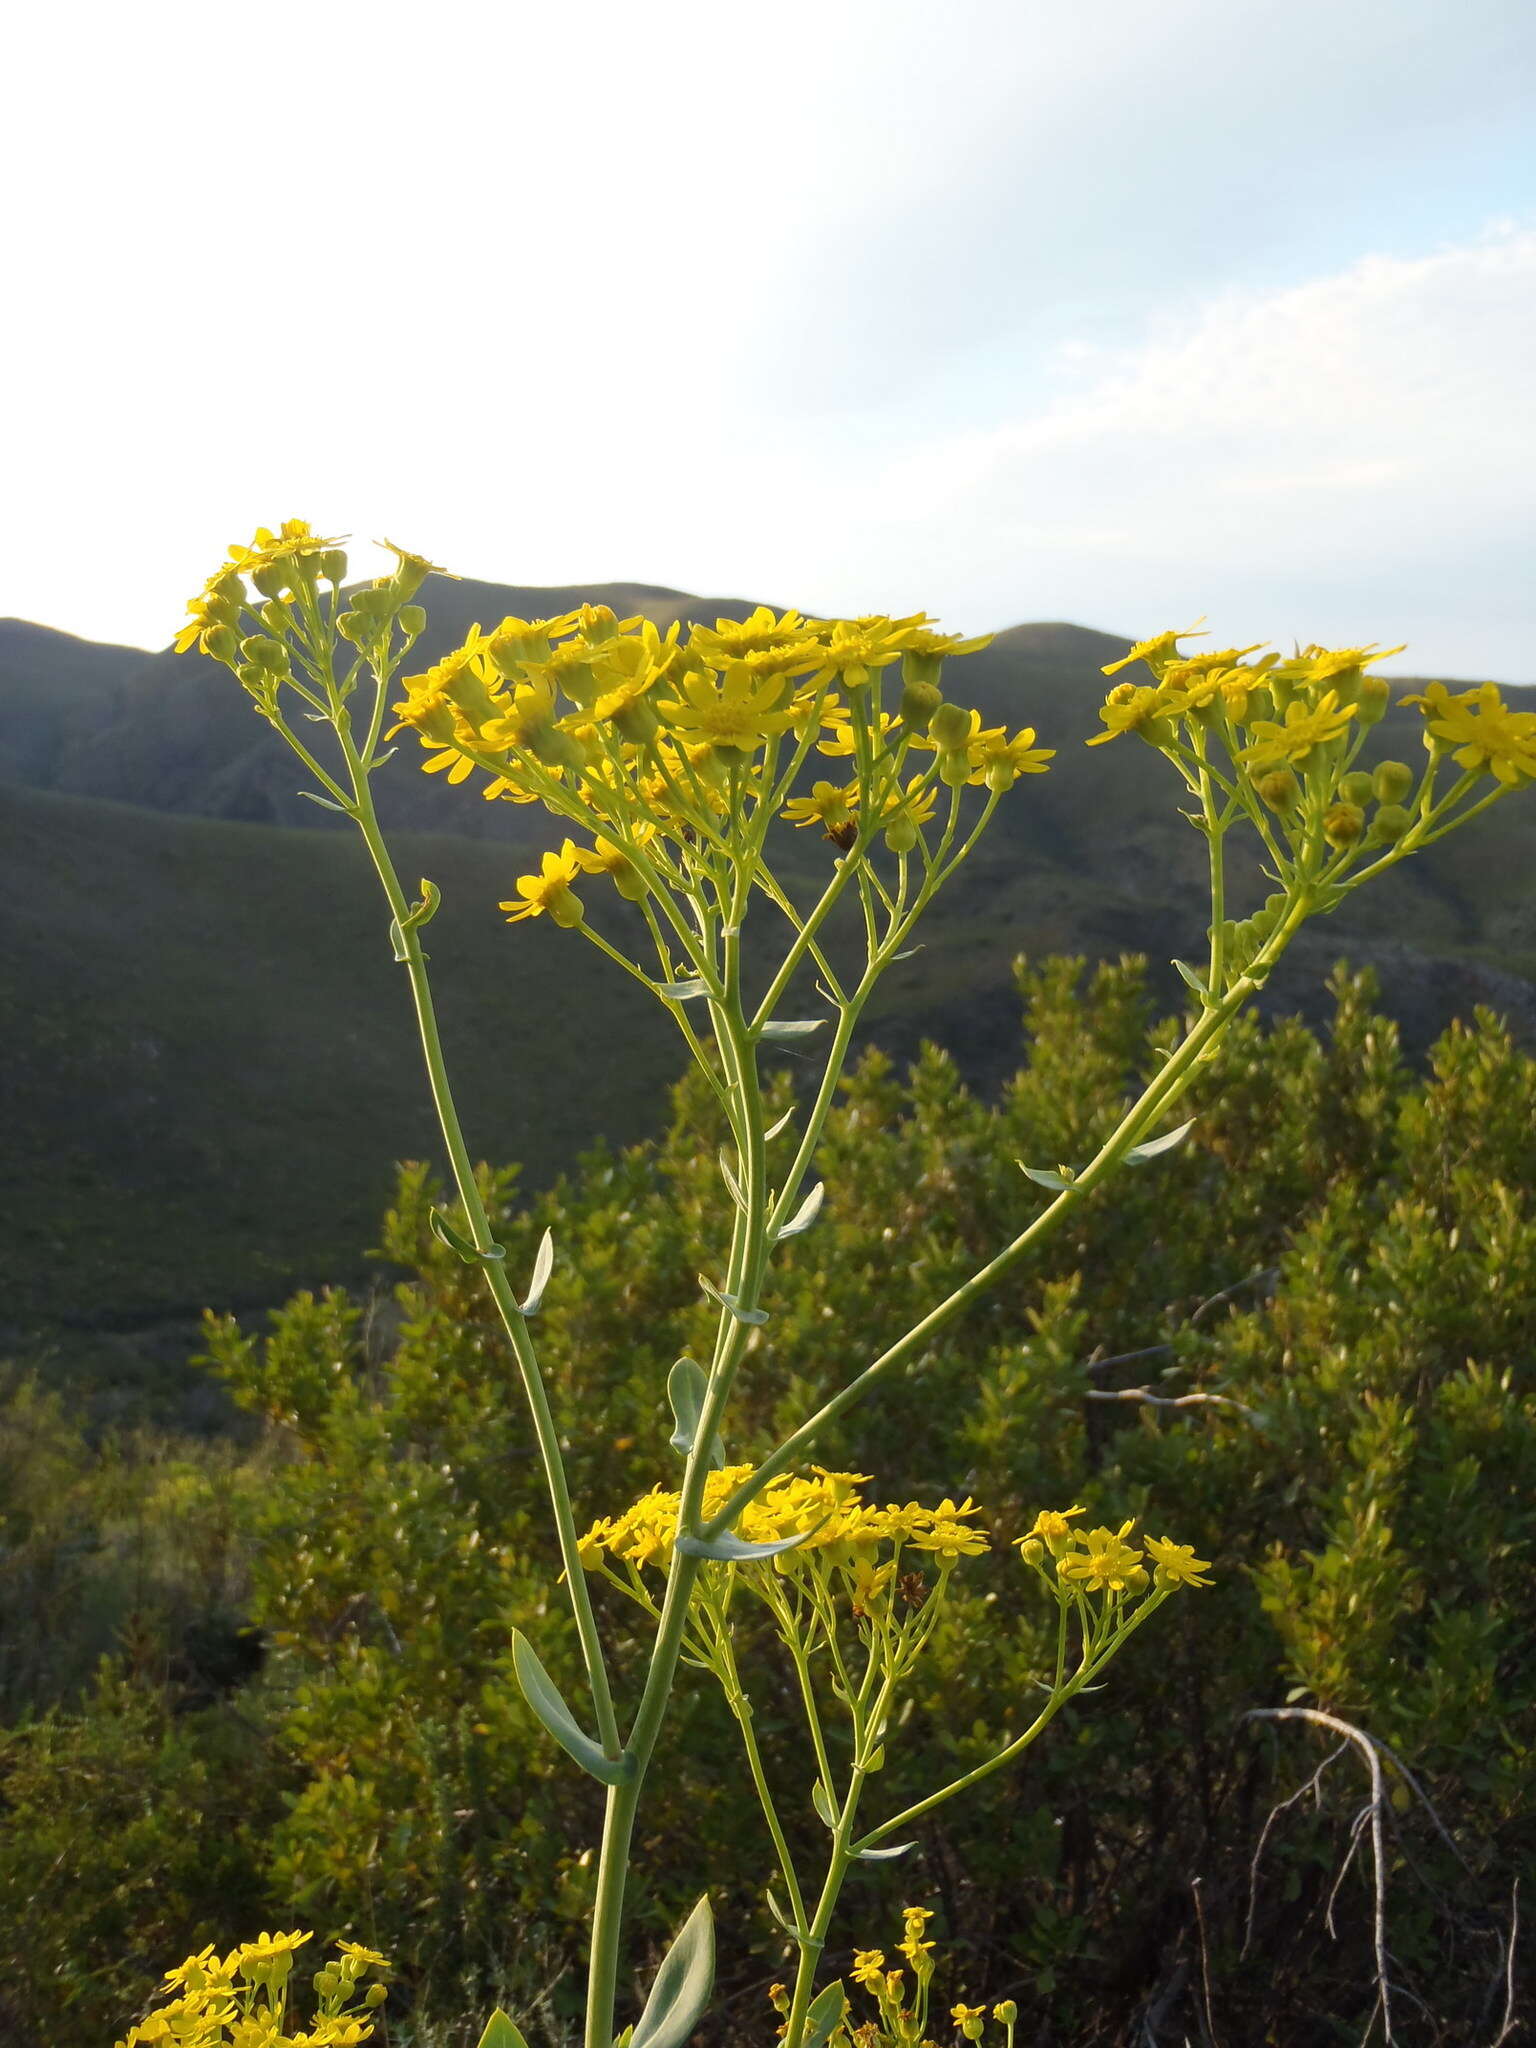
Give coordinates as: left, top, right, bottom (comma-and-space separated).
666, 1358, 725, 1468
698, 1274, 769, 1325
476, 2014, 531, 2048
855, 1839, 917, 1861
509, 1631, 633, 1786
1125, 1117, 1196, 1165
759, 1019, 825, 1042
775, 1182, 824, 1241
657, 977, 710, 1001
631, 1895, 715, 2048
520, 1228, 554, 1313
1019, 1164, 1076, 1192
1172, 958, 1210, 997
802, 1981, 850, 2048
675, 1523, 820, 1562
430, 1208, 506, 1264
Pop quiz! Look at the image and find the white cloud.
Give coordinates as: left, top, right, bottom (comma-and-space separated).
822, 226, 1536, 675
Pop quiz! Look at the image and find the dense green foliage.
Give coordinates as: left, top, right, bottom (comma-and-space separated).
2, 962, 1531, 2046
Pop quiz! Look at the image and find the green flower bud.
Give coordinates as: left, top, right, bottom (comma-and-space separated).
251, 562, 290, 601
364, 1982, 388, 2008
994, 2003, 1018, 2027
1255, 767, 1300, 812
1373, 759, 1413, 804
397, 605, 427, 639
1339, 770, 1375, 806
939, 747, 972, 787
336, 611, 370, 646
351, 585, 395, 618
318, 549, 348, 585
1249, 905, 1280, 940
240, 635, 290, 672
211, 571, 246, 608
929, 702, 973, 750
236, 662, 269, 693
259, 599, 291, 636
1368, 802, 1412, 844
1323, 800, 1366, 847
203, 624, 240, 665
1355, 674, 1391, 726
899, 675, 944, 733
884, 813, 920, 853
528, 726, 586, 775
612, 698, 660, 745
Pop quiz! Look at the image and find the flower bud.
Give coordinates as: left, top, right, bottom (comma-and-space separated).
1248, 905, 1280, 940
884, 813, 920, 853
929, 702, 973, 750
336, 611, 370, 646
240, 635, 290, 672
363, 1983, 388, 2008
260, 599, 291, 637
1372, 759, 1413, 805
351, 585, 396, 618
612, 698, 660, 745
203, 624, 240, 665
1355, 674, 1391, 726
211, 571, 246, 608
528, 726, 586, 775
899, 675, 943, 733
1255, 767, 1300, 812
994, 2003, 1018, 2027
1368, 802, 1412, 844
939, 747, 972, 787
1323, 800, 1365, 847
251, 563, 290, 601
1338, 770, 1375, 807
397, 605, 427, 639
318, 549, 348, 585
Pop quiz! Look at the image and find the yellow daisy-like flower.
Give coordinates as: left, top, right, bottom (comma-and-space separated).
1406, 681, 1536, 787
334, 1940, 390, 1970
878, 776, 940, 827
782, 780, 859, 831
657, 662, 801, 752
1239, 689, 1356, 770
1299, 642, 1406, 687
851, 1949, 887, 1989
973, 725, 1056, 790
1143, 1535, 1214, 1589
1086, 681, 1169, 747
953, 2004, 988, 2039
686, 606, 821, 665
901, 623, 995, 686
1058, 1522, 1144, 1594
499, 842, 586, 928
1018, 1504, 1085, 1558
908, 1497, 990, 1560
1100, 620, 1206, 680
816, 705, 901, 758
808, 616, 915, 691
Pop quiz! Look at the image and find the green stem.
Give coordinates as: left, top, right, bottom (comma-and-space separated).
704, 890, 1314, 1537
336, 723, 621, 1760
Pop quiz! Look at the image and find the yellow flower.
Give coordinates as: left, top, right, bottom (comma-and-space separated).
235, 1929, 313, 1969
1406, 681, 1536, 787
878, 776, 940, 827
1018, 1504, 1084, 1558
848, 1556, 896, 1615
1058, 1522, 1144, 1593
901, 624, 995, 686
1100, 621, 1206, 679
1239, 689, 1356, 770
657, 661, 801, 752
899, 1904, 936, 1972
1300, 642, 1407, 687
782, 780, 859, 831
851, 1950, 887, 1988
1143, 1535, 1214, 1588
485, 613, 581, 677
1086, 681, 1168, 747
572, 834, 650, 902
687, 606, 821, 665
499, 842, 586, 928
953, 2004, 987, 2039
908, 1497, 990, 1560
808, 617, 914, 691
973, 726, 1055, 790
816, 705, 901, 758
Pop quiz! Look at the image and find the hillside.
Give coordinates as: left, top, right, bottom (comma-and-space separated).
3, 587, 1535, 1396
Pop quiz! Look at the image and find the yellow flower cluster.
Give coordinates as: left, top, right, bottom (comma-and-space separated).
579, 1467, 989, 1582
1094, 624, 1536, 794
1014, 1505, 1212, 1595
382, 603, 1046, 928
117, 1934, 389, 2048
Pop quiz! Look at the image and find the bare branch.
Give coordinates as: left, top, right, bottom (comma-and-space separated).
1085, 1385, 1261, 1419
1244, 1707, 1396, 2048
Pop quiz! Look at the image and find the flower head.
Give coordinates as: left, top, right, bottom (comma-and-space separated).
1240, 690, 1356, 771
1018, 1504, 1084, 1558
1143, 1535, 1214, 1588
499, 842, 586, 927
1101, 621, 1206, 679
1406, 681, 1536, 787
1058, 1521, 1145, 1594
657, 662, 800, 752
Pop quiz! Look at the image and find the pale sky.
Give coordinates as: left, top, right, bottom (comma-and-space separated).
3, 0, 1532, 677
